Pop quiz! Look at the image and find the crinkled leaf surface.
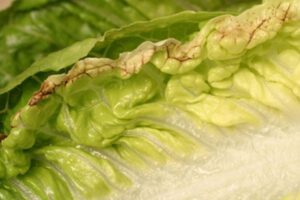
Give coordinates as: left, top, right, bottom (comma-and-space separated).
0, 0, 243, 132
0, 0, 257, 91
2, 0, 300, 199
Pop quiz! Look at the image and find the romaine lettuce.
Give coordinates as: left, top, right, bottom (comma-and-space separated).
0, 0, 300, 199
0, 0, 240, 133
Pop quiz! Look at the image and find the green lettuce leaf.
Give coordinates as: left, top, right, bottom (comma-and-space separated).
0, 0, 257, 92
0, 10, 227, 135
0, 0, 250, 133
1, 0, 300, 199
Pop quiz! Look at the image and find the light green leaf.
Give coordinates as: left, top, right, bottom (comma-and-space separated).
2, 0, 300, 199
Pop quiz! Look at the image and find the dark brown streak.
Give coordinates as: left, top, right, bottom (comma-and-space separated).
166, 44, 192, 63
0, 134, 7, 142
247, 18, 268, 44
64, 63, 115, 85
28, 79, 62, 106
28, 41, 196, 106
282, 4, 291, 22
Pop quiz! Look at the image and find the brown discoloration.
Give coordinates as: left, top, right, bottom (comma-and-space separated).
247, 18, 268, 44
27, 1, 297, 107
29, 76, 65, 106
281, 4, 291, 22
29, 83, 56, 106
0, 134, 7, 142
163, 43, 193, 64
218, 30, 227, 40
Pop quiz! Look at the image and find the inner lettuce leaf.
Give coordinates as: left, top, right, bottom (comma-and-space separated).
1, 0, 300, 199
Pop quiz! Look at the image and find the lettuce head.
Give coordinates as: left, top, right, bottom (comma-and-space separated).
0, 0, 300, 199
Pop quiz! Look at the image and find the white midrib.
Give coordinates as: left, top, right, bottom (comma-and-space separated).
120, 120, 300, 200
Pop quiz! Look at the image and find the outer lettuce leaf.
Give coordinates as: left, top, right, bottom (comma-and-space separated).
0, 0, 259, 133
1, 0, 300, 199
0, 11, 228, 95
0, 0, 257, 91
0, 10, 226, 133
